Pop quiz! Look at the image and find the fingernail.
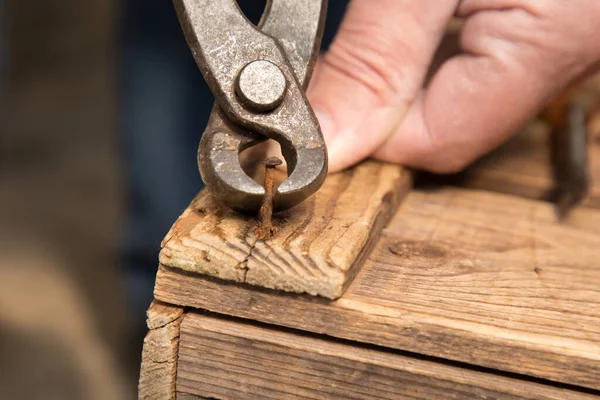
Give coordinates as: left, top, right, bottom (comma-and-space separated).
313, 107, 337, 144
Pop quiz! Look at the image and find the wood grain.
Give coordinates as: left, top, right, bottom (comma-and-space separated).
159, 161, 410, 299
155, 187, 600, 390
175, 312, 595, 400
139, 301, 184, 400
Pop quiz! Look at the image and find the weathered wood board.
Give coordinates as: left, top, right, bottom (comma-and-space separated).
159, 161, 411, 299
175, 311, 596, 400
155, 187, 600, 390
138, 301, 184, 400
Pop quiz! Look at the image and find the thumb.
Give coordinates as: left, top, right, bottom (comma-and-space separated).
308, 0, 458, 172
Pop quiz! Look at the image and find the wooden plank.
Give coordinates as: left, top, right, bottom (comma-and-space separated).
146, 300, 185, 330
139, 301, 184, 400
159, 161, 411, 299
155, 187, 600, 390
175, 312, 595, 400
453, 77, 600, 209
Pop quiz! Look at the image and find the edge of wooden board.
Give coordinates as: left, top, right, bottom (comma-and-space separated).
138, 301, 184, 400
158, 161, 411, 299
176, 311, 598, 400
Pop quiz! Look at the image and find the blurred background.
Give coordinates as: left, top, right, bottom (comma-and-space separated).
0, 0, 348, 398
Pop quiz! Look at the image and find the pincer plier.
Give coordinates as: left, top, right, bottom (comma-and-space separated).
174, 0, 328, 212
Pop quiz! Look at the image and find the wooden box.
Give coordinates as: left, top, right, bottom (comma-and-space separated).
139, 116, 600, 399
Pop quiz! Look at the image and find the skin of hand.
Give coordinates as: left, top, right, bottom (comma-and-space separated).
308, 0, 600, 173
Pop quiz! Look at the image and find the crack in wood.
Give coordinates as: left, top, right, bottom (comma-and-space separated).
236, 237, 260, 283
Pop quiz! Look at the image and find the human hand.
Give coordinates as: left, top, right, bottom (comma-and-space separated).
308, 0, 600, 173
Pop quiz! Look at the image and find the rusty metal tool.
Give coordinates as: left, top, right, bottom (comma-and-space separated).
174, 0, 328, 213
545, 94, 590, 219
552, 101, 589, 219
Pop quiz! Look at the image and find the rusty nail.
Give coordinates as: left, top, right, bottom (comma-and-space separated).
258, 156, 283, 239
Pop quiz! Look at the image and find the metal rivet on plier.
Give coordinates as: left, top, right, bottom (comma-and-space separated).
236, 60, 287, 112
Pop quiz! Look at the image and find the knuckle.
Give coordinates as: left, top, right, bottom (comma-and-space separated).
324, 22, 417, 106
461, 2, 600, 77
546, 1, 600, 66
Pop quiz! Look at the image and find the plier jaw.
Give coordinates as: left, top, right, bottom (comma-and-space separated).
175, 0, 328, 213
